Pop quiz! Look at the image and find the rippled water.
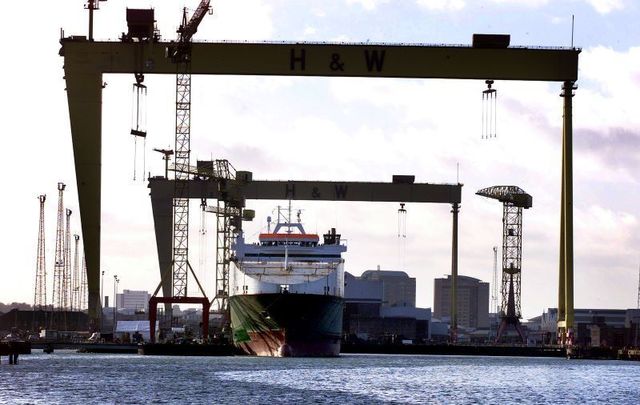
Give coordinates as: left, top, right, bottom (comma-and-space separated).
1, 350, 639, 404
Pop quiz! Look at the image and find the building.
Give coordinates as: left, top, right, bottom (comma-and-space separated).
116, 289, 151, 313
433, 275, 489, 329
360, 268, 416, 307
343, 271, 430, 342
538, 308, 634, 347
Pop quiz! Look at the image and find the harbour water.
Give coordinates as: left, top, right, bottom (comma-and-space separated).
2, 351, 638, 404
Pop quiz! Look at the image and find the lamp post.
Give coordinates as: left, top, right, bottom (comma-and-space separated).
100, 270, 105, 332
113, 275, 119, 336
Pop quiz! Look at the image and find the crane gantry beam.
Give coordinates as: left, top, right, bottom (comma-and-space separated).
149, 176, 463, 305
61, 34, 579, 335
61, 40, 578, 80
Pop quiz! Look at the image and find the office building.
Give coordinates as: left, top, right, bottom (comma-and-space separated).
433, 275, 489, 329
116, 289, 151, 312
361, 268, 416, 307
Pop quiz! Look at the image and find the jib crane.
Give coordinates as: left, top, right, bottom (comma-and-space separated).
148, 1, 213, 338
167, 0, 211, 301
149, 158, 253, 342
477, 185, 532, 343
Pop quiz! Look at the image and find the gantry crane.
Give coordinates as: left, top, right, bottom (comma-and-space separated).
477, 185, 532, 343
61, 7, 578, 335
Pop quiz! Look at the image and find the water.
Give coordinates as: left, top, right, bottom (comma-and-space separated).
1, 351, 639, 404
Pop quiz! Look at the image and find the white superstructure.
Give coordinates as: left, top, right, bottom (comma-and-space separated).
230, 206, 346, 297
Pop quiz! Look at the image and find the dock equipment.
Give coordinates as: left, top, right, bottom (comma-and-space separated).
60, 3, 579, 343
477, 186, 532, 342
148, 175, 462, 339
34, 195, 47, 311
143, 1, 213, 336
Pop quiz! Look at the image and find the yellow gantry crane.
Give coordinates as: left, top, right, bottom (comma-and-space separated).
61, 6, 579, 343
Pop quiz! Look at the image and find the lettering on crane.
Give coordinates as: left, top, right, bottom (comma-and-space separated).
330, 53, 345, 71
335, 184, 348, 199
285, 183, 296, 199
364, 50, 386, 72
290, 48, 306, 71
311, 187, 321, 199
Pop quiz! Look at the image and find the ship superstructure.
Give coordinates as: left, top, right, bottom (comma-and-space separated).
229, 205, 346, 356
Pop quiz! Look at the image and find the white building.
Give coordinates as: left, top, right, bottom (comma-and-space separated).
116, 289, 151, 312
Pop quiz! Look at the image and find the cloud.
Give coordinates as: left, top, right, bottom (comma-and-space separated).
416, 0, 466, 11
487, 0, 625, 14
200, 0, 274, 40
574, 127, 640, 182
584, 0, 625, 14
303, 26, 317, 36
346, 0, 390, 11
489, 0, 549, 6
575, 204, 638, 270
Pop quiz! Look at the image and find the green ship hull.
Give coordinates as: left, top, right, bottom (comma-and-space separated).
229, 293, 344, 357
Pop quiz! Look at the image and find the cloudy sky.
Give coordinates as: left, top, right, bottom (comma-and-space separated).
1, 0, 638, 319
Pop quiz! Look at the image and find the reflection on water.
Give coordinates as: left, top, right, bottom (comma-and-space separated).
1, 351, 639, 404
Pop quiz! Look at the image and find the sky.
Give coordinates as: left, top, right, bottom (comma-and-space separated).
1, 0, 638, 319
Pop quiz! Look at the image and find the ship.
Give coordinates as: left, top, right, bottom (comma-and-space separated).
229, 205, 347, 357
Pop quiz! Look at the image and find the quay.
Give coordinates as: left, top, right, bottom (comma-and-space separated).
341, 343, 567, 358
0, 341, 31, 364
138, 343, 243, 356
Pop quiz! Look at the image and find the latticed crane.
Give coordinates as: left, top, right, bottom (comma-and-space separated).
168, 0, 211, 300
172, 159, 254, 312
34, 195, 47, 311
477, 185, 532, 343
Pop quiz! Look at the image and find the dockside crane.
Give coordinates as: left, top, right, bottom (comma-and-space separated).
147, 1, 213, 339
34, 195, 47, 312
167, 0, 211, 300
50, 183, 66, 330
477, 185, 532, 343
172, 159, 254, 312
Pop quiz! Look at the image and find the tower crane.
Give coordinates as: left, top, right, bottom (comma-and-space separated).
34, 195, 47, 312
477, 185, 532, 343
167, 0, 211, 300
51, 182, 66, 329
172, 159, 254, 312
147, 1, 212, 337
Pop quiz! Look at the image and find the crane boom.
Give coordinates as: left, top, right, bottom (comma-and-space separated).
178, 0, 211, 42
476, 185, 532, 208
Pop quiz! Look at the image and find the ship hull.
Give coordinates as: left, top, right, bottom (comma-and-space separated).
229, 293, 343, 357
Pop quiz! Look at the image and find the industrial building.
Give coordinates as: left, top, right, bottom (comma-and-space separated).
116, 289, 151, 313
343, 271, 435, 343
433, 275, 490, 330
528, 308, 640, 347
360, 268, 416, 308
